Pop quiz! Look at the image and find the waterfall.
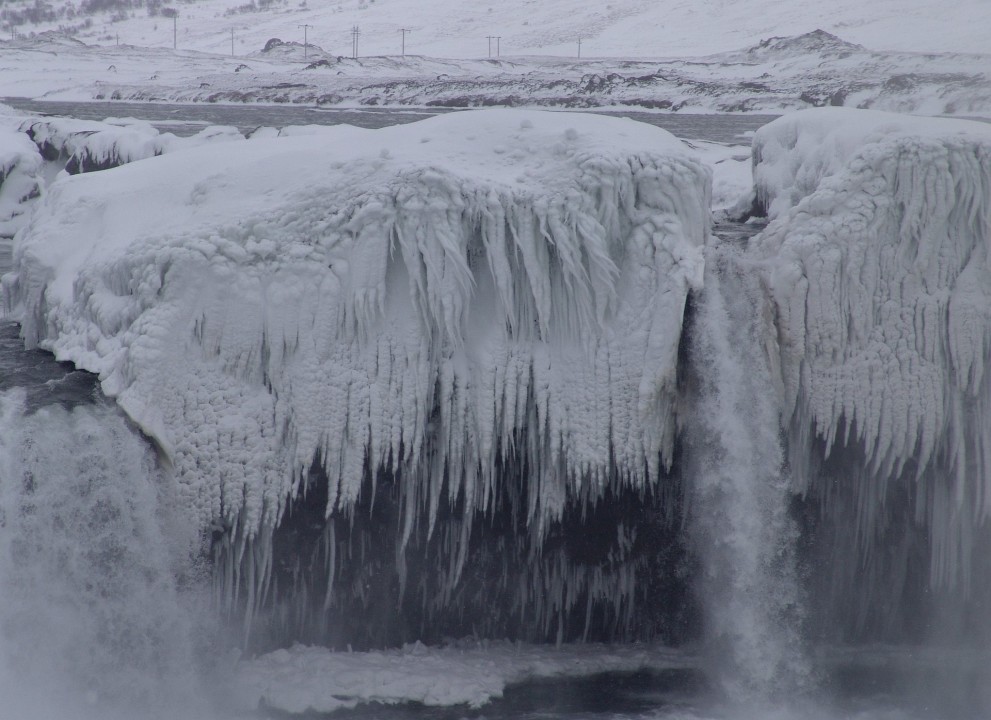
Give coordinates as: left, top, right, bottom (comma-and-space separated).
0, 390, 220, 720
683, 231, 810, 698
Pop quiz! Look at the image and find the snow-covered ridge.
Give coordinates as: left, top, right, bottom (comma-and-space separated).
753, 108, 991, 591
4, 110, 708, 562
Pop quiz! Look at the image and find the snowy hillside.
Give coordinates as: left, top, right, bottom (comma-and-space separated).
3, 0, 990, 58
3, 30, 990, 117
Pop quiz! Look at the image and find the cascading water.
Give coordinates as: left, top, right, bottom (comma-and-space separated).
683, 227, 810, 699
0, 390, 221, 720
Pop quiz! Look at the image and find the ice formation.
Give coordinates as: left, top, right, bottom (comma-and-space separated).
5, 109, 709, 641
17, 115, 244, 175
752, 108, 991, 598
235, 640, 692, 714
0, 126, 43, 238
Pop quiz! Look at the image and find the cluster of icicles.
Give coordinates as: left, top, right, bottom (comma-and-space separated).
753, 110, 991, 599
201, 150, 708, 645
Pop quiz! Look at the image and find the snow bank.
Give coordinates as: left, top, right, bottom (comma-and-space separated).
19, 115, 244, 174
6, 110, 708, 569
753, 108, 991, 589
234, 641, 693, 714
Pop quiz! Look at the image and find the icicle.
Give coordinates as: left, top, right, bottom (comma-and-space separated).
754, 109, 991, 599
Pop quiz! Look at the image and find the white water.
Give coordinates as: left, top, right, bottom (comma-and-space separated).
0, 390, 225, 720
684, 236, 810, 699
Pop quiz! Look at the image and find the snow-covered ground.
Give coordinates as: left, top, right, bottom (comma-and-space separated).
5, 0, 991, 59
2, 30, 990, 117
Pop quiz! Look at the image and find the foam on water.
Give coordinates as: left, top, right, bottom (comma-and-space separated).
0, 390, 226, 720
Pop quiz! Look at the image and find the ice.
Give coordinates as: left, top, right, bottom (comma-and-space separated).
752, 108, 991, 593
4, 109, 710, 630
234, 640, 693, 714
752, 109, 991, 221
0, 125, 43, 238
15, 115, 245, 175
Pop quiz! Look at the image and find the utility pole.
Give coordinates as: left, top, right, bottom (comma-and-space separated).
399, 27, 410, 56
298, 24, 312, 60
495, 36, 501, 58
351, 25, 360, 59
577, 37, 582, 59
173, 13, 177, 50
116, 33, 119, 46
486, 35, 495, 58
230, 27, 235, 57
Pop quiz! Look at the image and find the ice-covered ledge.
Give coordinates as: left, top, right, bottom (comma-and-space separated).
234, 641, 696, 715
752, 108, 991, 589
4, 109, 710, 542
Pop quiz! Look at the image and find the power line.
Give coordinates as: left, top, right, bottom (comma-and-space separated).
351, 25, 361, 59
298, 24, 312, 60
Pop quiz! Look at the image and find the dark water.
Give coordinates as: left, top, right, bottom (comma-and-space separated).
0, 322, 100, 410
266, 670, 710, 720
2, 97, 775, 143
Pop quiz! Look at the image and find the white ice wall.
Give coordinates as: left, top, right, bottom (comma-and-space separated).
753, 108, 991, 589
4, 110, 710, 557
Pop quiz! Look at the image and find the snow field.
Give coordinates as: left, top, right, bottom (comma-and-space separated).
4, 110, 710, 609
752, 108, 991, 590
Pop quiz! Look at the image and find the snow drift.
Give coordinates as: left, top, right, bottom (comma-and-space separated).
4, 109, 709, 642
753, 108, 991, 622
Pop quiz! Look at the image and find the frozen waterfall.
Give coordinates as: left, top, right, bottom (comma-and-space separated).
754, 107, 991, 641
4, 105, 991, 717
4, 109, 712, 647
